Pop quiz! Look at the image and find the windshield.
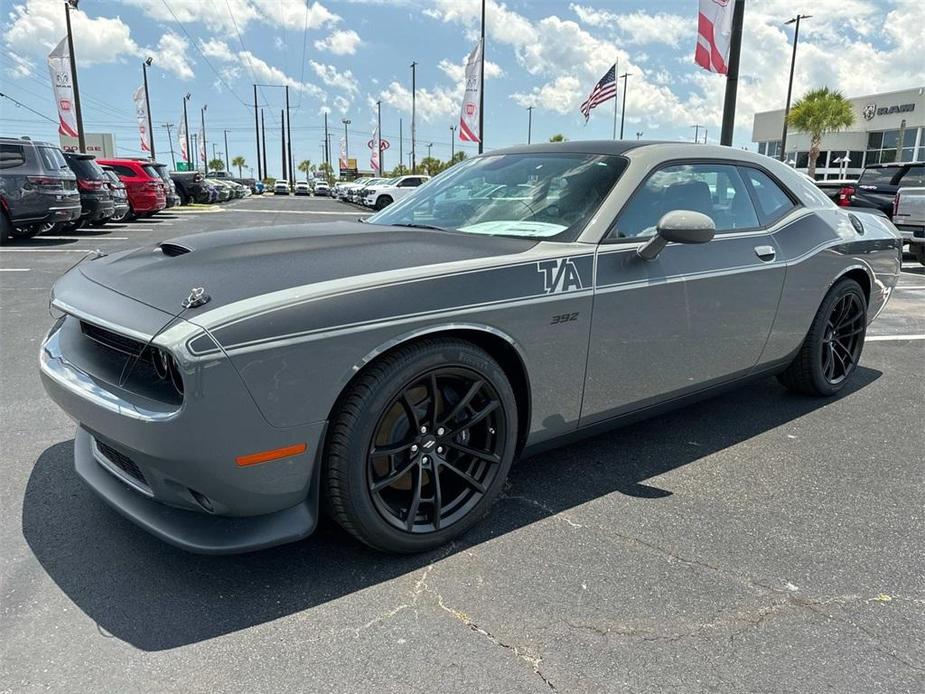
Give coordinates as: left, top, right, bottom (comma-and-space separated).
366, 152, 627, 240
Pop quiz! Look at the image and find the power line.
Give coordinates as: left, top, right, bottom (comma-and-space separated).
0, 92, 56, 123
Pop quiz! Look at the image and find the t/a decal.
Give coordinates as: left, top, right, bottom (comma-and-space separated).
537, 258, 584, 294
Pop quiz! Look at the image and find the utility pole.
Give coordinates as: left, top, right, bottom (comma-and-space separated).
691, 124, 703, 142
526, 106, 533, 144
410, 61, 417, 173
341, 118, 351, 174
223, 130, 230, 173
619, 72, 632, 140
720, 0, 745, 146
399, 118, 403, 173
450, 125, 456, 160
324, 110, 330, 179
253, 84, 261, 180
376, 100, 383, 174
182, 93, 191, 165
260, 109, 267, 180
142, 57, 156, 159
201, 104, 208, 175
162, 123, 176, 168
703, 129, 709, 144
280, 108, 286, 180
478, 0, 486, 153
427, 142, 433, 161
636, 131, 643, 140
64, 0, 85, 152
285, 86, 293, 186
780, 14, 811, 161
612, 59, 619, 140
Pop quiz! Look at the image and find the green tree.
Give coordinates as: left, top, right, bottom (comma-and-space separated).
786, 87, 855, 178
548, 133, 568, 142
297, 159, 313, 181
419, 156, 443, 176
388, 164, 409, 177
208, 158, 225, 172
317, 161, 333, 183
231, 155, 246, 178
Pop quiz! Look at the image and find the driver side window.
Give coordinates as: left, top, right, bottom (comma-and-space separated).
610, 162, 759, 240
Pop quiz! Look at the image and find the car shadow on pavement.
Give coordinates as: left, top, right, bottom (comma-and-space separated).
22, 368, 881, 651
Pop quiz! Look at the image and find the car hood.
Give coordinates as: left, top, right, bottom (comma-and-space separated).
77, 221, 537, 315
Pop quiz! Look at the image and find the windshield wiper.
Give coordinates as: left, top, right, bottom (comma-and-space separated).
388, 222, 453, 232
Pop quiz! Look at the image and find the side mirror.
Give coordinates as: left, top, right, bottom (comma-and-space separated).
637, 210, 716, 261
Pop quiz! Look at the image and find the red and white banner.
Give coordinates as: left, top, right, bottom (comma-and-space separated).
198, 127, 206, 166
132, 85, 151, 153
695, 0, 734, 74
458, 38, 482, 143
177, 110, 188, 162
339, 137, 347, 170
47, 38, 79, 138
369, 126, 380, 172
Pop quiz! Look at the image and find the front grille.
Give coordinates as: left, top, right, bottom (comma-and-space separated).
80, 321, 145, 356
95, 439, 149, 488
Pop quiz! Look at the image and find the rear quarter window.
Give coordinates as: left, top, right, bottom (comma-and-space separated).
67, 157, 105, 180
38, 146, 68, 171
142, 165, 160, 179
741, 167, 797, 224
858, 167, 901, 187
0, 144, 25, 169
899, 165, 925, 187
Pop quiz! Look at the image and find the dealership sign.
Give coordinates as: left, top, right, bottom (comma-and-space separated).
862, 102, 915, 121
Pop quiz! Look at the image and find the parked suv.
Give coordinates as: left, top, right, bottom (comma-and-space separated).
150, 162, 181, 208
849, 161, 925, 217
363, 175, 430, 209
62, 152, 114, 230
101, 166, 130, 223
1, 137, 80, 242
97, 158, 167, 218
170, 171, 208, 204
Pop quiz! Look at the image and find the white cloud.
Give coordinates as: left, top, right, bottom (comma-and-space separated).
151, 33, 195, 80
333, 95, 351, 113
199, 38, 235, 62
310, 61, 359, 95
377, 81, 459, 122
511, 76, 582, 114
314, 29, 361, 55
5, 52, 35, 79
437, 56, 503, 83
571, 5, 691, 48
124, 0, 338, 32
237, 51, 325, 98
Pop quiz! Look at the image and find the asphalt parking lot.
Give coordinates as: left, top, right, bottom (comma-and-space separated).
1, 195, 923, 693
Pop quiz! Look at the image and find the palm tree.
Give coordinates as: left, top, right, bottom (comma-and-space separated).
231, 155, 246, 178
297, 160, 313, 182
208, 158, 225, 172
548, 133, 568, 142
786, 87, 855, 178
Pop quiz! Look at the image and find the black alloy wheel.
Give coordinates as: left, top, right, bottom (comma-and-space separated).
325, 339, 517, 552
820, 292, 865, 385
368, 367, 506, 534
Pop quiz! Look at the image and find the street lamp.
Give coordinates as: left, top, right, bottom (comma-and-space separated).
342, 118, 351, 173
526, 106, 533, 144
449, 125, 456, 160
779, 14, 812, 161
142, 56, 155, 159
200, 104, 208, 175
161, 122, 176, 169
636, 131, 643, 140
182, 93, 191, 165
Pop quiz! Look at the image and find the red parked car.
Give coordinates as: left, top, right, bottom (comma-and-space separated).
96, 158, 166, 219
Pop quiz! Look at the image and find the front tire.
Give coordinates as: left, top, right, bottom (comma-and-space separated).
778, 278, 867, 396
374, 195, 393, 211
324, 338, 518, 553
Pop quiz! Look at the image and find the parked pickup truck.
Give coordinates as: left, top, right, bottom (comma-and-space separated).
894, 187, 925, 265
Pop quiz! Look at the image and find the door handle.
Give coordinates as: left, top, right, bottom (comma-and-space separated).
754, 245, 776, 261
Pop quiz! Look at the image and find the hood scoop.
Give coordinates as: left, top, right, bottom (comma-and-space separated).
159, 242, 192, 257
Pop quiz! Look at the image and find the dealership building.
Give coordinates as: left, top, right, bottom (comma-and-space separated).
751, 86, 924, 179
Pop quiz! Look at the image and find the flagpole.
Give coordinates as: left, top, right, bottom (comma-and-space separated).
720, 0, 745, 146
619, 72, 631, 140
63, 1, 85, 152
612, 59, 618, 139
478, 0, 485, 154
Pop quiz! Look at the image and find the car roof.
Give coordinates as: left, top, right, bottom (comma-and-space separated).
488, 140, 670, 157
864, 161, 924, 169
0, 137, 56, 147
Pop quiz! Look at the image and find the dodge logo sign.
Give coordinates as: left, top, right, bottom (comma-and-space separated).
862, 104, 876, 121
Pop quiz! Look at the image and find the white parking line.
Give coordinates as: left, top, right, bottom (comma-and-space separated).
0, 268, 30, 271
237, 208, 370, 215
896, 286, 925, 290
40, 236, 129, 241
0, 248, 92, 253
867, 334, 925, 342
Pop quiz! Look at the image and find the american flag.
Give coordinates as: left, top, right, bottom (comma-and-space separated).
580, 64, 617, 121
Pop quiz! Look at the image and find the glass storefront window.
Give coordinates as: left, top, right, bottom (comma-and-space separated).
796, 151, 809, 168
867, 132, 883, 149
882, 130, 899, 148
866, 150, 881, 165
901, 147, 916, 162
902, 129, 917, 147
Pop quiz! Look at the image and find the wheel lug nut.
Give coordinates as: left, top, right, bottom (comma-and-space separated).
436, 446, 444, 454
420, 426, 427, 434
437, 427, 445, 436
410, 444, 418, 453
421, 456, 430, 466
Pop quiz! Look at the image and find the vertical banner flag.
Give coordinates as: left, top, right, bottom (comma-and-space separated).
177, 110, 188, 162
47, 38, 79, 138
198, 128, 206, 165
695, 0, 734, 74
579, 64, 617, 122
132, 85, 151, 153
370, 126, 380, 172
339, 137, 347, 170
458, 38, 482, 143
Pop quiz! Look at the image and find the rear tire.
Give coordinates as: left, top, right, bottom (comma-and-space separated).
778, 278, 867, 396
374, 195, 393, 211
324, 338, 517, 553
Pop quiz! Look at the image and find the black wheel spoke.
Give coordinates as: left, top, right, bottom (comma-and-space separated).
370, 459, 416, 492
439, 379, 483, 427
405, 466, 423, 531
427, 372, 441, 430
371, 441, 414, 457
431, 467, 443, 531
823, 344, 835, 379
400, 392, 420, 433
449, 400, 499, 436
446, 440, 501, 465
441, 462, 487, 494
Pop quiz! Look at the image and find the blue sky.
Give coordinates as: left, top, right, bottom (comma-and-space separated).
2, 0, 921, 176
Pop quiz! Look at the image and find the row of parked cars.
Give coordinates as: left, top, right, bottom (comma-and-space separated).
332, 175, 431, 210
1, 136, 261, 244
813, 161, 925, 264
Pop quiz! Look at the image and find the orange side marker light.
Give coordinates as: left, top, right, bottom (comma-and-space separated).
236, 443, 307, 467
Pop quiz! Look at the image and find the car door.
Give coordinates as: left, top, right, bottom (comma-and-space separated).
580, 161, 788, 426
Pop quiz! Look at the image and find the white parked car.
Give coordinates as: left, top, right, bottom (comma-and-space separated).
363, 175, 430, 210
314, 181, 330, 196
294, 181, 311, 196
273, 180, 289, 195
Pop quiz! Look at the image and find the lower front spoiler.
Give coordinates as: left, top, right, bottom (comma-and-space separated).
74, 427, 317, 554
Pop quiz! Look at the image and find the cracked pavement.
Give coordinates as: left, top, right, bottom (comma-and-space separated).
2, 197, 923, 693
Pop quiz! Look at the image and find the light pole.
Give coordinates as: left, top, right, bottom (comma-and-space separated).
636, 131, 643, 140
200, 104, 208, 175
526, 106, 533, 144
779, 14, 812, 161
253, 84, 261, 181
376, 100, 383, 174
449, 125, 456, 160
63, 0, 85, 152
691, 124, 703, 142
142, 57, 155, 159
619, 72, 632, 140
182, 93, 191, 165
478, 0, 485, 153
223, 129, 230, 173
410, 61, 417, 173
427, 142, 433, 165
162, 122, 176, 168
342, 118, 351, 174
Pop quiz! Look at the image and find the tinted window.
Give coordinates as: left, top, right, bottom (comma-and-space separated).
899, 165, 925, 187
742, 168, 795, 224
612, 163, 759, 239
141, 164, 159, 179
66, 156, 105, 180
110, 165, 135, 177
0, 144, 25, 169
399, 177, 421, 187
859, 167, 901, 187
38, 146, 68, 171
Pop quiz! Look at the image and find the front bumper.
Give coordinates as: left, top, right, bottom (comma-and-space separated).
39, 297, 326, 553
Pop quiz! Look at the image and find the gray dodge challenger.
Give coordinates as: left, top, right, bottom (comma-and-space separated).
40, 142, 902, 554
